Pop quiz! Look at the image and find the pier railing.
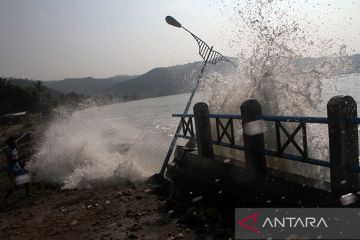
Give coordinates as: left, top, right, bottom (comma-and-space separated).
172, 95, 360, 197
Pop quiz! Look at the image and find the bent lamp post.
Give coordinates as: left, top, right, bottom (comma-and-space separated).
159, 16, 236, 176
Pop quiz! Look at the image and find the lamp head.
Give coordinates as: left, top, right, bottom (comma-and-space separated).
165, 16, 182, 28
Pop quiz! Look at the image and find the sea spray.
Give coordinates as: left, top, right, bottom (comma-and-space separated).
200, 0, 356, 181
28, 94, 193, 189
29, 105, 148, 189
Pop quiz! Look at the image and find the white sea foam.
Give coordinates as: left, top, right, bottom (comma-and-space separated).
28, 95, 191, 189
29, 105, 149, 189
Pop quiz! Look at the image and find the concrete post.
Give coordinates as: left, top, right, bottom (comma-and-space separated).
241, 99, 266, 178
327, 95, 359, 197
193, 102, 213, 158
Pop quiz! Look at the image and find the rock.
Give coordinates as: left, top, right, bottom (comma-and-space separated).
99, 215, 111, 220
135, 195, 143, 200
167, 232, 185, 240
171, 218, 179, 224
175, 232, 184, 239
107, 222, 117, 228
48, 230, 61, 236
123, 191, 131, 196
126, 209, 133, 217
105, 200, 111, 204
102, 231, 111, 237
60, 207, 67, 212
112, 231, 126, 240
128, 233, 138, 239
70, 220, 78, 226
192, 196, 203, 202
128, 223, 141, 231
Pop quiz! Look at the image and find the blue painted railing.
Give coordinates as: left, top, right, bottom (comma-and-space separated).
172, 113, 360, 172
173, 113, 360, 124
169, 96, 360, 197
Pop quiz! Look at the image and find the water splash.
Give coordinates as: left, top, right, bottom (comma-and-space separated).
200, 0, 356, 181
29, 105, 148, 189
205, 0, 354, 113
28, 94, 192, 189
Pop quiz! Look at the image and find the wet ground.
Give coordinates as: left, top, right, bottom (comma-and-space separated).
0, 183, 199, 240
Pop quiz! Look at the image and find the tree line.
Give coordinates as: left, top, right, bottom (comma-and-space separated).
0, 77, 85, 115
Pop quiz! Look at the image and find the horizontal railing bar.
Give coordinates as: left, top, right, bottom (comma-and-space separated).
207, 114, 242, 119
175, 134, 194, 140
264, 150, 360, 172
172, 113, 194, 118
348, 117, 360, 124
351, 165, 360, 173
176, 135, 360, 172
258, 115, 328, 124
211, 141, 245, 151
263, 149, 331, 168
172, 113, 360, 125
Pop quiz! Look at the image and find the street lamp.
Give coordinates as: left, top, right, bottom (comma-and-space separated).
159, 16, 236, 176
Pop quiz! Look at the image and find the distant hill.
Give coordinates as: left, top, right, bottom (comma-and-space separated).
109, 61, 235, 98
5, 54, 359, 101
38, 61, 234, 99
7, 78, 38, 88
43, 75, 133, 96
110, 54, 360, 100
5, 61, 235, 100
7, 78, 62, 98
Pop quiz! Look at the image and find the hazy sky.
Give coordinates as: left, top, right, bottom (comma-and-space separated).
0, 0, 359, 80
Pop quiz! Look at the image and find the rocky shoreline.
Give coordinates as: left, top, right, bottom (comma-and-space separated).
0, 183, 199, 240
0, 179, 233, 240
0, 122, 233, 240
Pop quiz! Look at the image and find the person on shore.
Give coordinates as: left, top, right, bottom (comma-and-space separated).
2, 136, 30, 202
